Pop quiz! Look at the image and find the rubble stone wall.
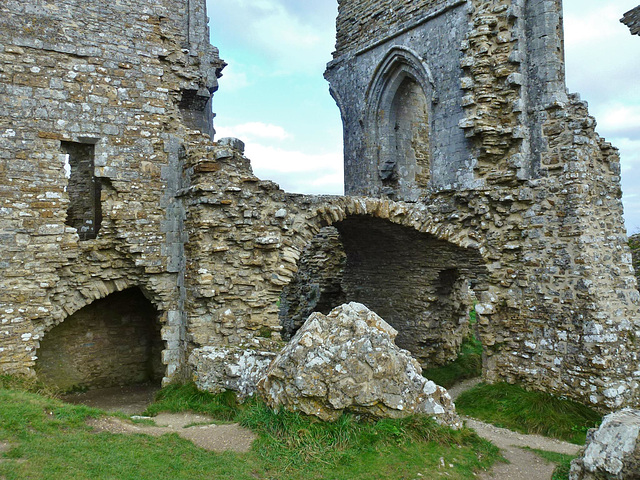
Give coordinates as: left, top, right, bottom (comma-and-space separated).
0, 0, 223, 384
1, 0, 639, 412
278, 227, 347, 340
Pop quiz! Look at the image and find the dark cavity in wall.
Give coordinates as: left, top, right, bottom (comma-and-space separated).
35, 288, 164, 392
279, 226, 347, 340
280, 217, 488, 367
62, 141, 102, 240
335, 216, 486, 367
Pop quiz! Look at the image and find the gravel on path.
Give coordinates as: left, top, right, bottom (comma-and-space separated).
447, 377, 581, 479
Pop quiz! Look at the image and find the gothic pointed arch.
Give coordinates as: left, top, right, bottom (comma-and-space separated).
365, 47, 436, 202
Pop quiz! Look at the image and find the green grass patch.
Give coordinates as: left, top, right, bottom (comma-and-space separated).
143, 383, 239, 421
455, 382, 601, 444
423, 335, 483, 388
0, 382, 501, 480
527, 448, 576, 480
237, 400, 500, 479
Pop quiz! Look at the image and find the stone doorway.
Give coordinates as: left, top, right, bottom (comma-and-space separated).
35, 287, 164, 392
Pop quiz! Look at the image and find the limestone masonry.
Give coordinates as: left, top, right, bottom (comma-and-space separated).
1, 0, 639, 411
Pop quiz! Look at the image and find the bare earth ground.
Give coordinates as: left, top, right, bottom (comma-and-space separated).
61, 384, 161, 416
88, 414, 257, 453
63, 385, 256, 453
64, 381, 581, 476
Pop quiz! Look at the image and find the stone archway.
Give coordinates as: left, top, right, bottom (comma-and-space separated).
278, 199, 490, 368
335, 215, 486, 366
35, 287, 164, 391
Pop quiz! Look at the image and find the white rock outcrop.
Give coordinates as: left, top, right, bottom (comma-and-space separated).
570, 408, 640, 479
257, 302, 460, 426
189, 340, 279, 399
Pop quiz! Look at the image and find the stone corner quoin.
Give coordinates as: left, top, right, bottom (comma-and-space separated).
0, 0, 639, 412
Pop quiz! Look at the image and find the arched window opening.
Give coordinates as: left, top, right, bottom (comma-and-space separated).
379, 76, 431, 201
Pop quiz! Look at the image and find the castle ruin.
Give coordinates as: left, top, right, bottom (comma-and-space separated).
1, 0, 639, 411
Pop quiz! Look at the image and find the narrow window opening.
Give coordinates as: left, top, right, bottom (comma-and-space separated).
61, 141, 101, 240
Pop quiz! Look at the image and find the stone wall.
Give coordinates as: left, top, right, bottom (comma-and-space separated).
326, 0, 640, 410
334, 0, 454, 56
1, 0, 639, 412
621, 5, 640, 36
0, 0, 223, 384
326, 0, 472, 198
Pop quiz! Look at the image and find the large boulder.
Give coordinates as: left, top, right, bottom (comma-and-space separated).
570, 408, 640, 480
257, 302, 460, 426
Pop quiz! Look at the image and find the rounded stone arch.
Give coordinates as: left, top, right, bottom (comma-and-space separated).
365, 47, 437, 201
280, 197, 494, 368
33, 279, 167, 391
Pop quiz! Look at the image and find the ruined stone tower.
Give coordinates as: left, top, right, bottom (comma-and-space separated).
0, 0, 224, 387
1, 0, 639, 411
324, 0, 640, 409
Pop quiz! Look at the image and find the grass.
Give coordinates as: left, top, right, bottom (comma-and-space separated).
422, 308, 483, 388
455, 382, 601, 444
526, 448, 576, 480
237, 400, 500, 478
0, 381, 501, 480
422, 335, 483, 388
143, 383, 239, 421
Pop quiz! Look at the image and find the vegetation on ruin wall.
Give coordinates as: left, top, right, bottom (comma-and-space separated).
422, 335, 483, 388
423, 308, 483, 388
0, 380, 500, 480
456, 383, 601, 445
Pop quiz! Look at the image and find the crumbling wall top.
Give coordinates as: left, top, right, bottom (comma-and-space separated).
621, 5, 640, 36
333, 0, 454, 57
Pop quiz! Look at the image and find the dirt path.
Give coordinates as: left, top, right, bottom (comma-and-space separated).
64, 385, 256, 453
65, 381, 582, 473
88, 413, 256, 452
449, 378, 581, 479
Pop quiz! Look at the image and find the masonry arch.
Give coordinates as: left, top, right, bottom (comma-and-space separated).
279, 198, 490, 367
366, 47, 436, 202
35, 286, 164, 391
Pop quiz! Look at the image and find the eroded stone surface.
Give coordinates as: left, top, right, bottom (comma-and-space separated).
570, 409, 640, 480
189, 340, 280, 399
258, 303, 460, 425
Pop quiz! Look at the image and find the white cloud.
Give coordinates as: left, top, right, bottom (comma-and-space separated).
216, 122, 291, 142
597, 105, 640, 139
217, 63, 250, 92
243, 143, 343, 195
208, 0, 335, 75
563, 0, 640, 230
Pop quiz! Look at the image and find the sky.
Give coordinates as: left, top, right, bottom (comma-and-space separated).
206, 0, 640, 232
